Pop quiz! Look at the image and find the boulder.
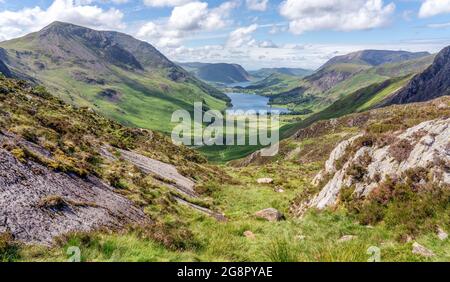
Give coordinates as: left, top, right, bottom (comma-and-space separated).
243, 231, 255, 239
412, 242, 435, 257
257, 178, 274, 184
437, 227, 448, 241
254, 208, 285, 222
338, 235, 357, 242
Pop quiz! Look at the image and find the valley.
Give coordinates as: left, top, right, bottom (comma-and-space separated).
0, 20, 449, 263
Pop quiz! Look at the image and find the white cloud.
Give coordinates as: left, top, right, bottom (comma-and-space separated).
137, 1, 238, 48
143, 0, 193, 7
169, 39, 449, 70
226, 24, 258, 48
427, 22, 450, 28
246, 0, 268, 11
279, 0, 395, 34
419, 0, 450, 18
0, 0, 125, 41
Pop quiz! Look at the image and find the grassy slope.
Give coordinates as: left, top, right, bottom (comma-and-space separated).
16, 97, 450, 262
0, 36, 228, 134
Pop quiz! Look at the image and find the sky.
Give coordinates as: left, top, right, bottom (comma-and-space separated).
1, 0, 450, 70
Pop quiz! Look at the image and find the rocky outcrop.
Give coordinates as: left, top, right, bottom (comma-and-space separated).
100, 146, 196, 198
299, 118, 450, 213
0, 59, 11, 78
100, 146, 227, 221
383, 45, 450, 106
0, 148, 150, 245
254, 208, 285, 222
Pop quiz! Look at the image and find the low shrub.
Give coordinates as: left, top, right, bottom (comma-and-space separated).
0, 233, 20, 262
389, 138, 414, 163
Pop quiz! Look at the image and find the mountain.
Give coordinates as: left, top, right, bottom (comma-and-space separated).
382, 46, 450, 106
180, 62, 250, 84
320, 50, 431, 69
305, 50, 430, 92
177, 62, 210, 72
249, 68, 314, 79
0, 22, 230, 133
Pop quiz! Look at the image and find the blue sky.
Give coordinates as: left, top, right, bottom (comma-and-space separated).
1, 0, 450, 69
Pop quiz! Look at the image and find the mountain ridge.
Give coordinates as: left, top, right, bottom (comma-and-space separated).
0, 21, 230, 133
381, 45, 450, 106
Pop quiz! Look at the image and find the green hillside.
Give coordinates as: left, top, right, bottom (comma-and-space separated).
0, 22, 230, 134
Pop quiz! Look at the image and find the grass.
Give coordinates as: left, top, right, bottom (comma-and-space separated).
14, 157, 450, 262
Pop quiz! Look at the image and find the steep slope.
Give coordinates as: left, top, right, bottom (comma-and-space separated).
0, 60, 11, 77
0, 22, 229, 133
304, 118, 449, 212
0, 77, 229, 244
382, 46, 450, 106
305, 50, 430, 92
196, 63, 251, 84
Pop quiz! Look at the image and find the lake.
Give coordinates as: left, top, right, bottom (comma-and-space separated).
226, 93, 291, 114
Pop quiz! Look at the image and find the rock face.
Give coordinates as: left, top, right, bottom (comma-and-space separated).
301, 118, 450, 212
0, 148, 150, 245
383, 45, 450, 106
254, 208, 285, 222
0, 59, 11, 78
100, 146, 227, 221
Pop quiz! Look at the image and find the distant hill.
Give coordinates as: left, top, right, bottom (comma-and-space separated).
250, 68, 313, 79
0, 21, 230, 133
306, 50, 431, 92
179, 62, 250, 84
177, 62, 210, 72
382, 45, 450, 106
320, 50, 431, 69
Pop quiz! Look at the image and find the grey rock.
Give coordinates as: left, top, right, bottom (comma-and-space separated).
254, 208, 285, 222
0, 148, 150, 245
437, 227, 448, 241
303, 119, 450, 212
412, 242, 435, 257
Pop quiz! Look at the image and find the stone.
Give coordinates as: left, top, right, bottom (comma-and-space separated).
437, 227, 448, 241
254, 208, 285, 222
412, 242, 435, 257
243, 231, 255, 239
338, 235, 357, 242
302, 119, 450, 213
275, 188, 285, 193
257, 178, 274, 184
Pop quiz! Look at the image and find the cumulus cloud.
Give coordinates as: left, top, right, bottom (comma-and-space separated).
226, 24, 258, 48
419, 0, 450, 18
246, 0, 268, 11
279, 0, 395, 34
143, 0, 193, 7
169, 40, 447, 71
0, 0, 125, 41
137, 1, 238, 48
